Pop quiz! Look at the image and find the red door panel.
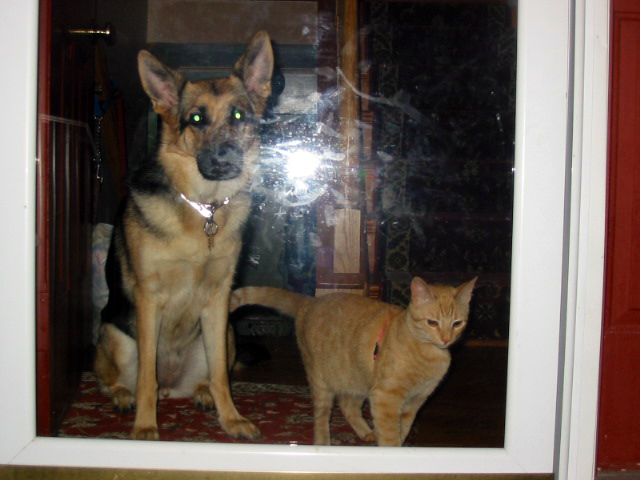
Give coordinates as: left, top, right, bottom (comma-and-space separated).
598, 0, 640, 470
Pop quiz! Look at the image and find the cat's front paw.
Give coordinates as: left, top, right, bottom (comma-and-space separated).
375, 432, 402, 447
131, 425, 159, 440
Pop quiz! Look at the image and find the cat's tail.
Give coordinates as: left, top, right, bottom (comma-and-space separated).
229, 287, 309, 317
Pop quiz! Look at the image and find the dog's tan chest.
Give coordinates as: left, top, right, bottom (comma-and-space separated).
153, 251, 234, 311
128, 195, 243, 329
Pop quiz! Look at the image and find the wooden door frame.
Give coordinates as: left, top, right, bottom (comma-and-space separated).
314, 0, 369, 296
35, 0, 54, 436
35, 0, 96, 436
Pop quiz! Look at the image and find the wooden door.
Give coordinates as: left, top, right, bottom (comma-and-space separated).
36, 0, 97, 435
315, 0, 368, 297
597, 0, 640, 471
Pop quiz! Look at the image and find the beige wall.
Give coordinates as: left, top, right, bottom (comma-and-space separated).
147, 0, 318, 44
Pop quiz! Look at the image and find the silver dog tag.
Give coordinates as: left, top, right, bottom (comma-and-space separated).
204, 217, 219, 237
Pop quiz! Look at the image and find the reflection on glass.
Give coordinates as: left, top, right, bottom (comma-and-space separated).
50, 0, 515, 450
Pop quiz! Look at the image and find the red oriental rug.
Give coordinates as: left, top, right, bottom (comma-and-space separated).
58, 372, 416, 446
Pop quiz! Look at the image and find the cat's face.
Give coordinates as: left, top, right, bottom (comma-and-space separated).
407, 277, 477, 349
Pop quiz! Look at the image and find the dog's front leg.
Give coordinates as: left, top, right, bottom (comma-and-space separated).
201, 284, 261, 440
131, 288, 161, 440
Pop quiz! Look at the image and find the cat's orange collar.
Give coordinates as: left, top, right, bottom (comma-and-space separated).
373, 313, 393, 360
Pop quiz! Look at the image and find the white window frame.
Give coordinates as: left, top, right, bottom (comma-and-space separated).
0, 0, 609, 476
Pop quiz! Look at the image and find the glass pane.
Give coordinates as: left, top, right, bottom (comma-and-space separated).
43, 0, 515, 450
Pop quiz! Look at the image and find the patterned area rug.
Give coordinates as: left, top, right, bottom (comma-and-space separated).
58, 372, 407, 446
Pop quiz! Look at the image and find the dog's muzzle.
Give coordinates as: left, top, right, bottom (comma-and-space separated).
196, 143, 244, 181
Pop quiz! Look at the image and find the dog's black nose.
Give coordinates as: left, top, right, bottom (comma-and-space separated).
197, 143, 243, 180
215, 143, 232, 157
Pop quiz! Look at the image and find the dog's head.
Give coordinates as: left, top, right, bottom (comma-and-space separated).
138, 31, 274, 201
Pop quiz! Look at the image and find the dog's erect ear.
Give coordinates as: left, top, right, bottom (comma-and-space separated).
138, 50, 185, 117
233, 31, 274, 111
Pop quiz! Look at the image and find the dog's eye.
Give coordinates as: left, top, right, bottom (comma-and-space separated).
189, 112, 206, 127
230, 108, 245, 124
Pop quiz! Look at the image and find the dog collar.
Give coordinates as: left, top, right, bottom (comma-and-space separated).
180, 193, 230, 237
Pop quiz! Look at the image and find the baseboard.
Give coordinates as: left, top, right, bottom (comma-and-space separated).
597, 471, 640, 480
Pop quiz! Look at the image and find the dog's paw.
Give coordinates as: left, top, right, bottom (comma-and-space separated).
112, 386, 135, 414
131, 425, 160, 441
221, 416, 261, 440
193, 385, 215, 411
361, 431, 376, 443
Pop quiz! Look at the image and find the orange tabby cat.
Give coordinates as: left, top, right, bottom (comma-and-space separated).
229, 276, 476, 446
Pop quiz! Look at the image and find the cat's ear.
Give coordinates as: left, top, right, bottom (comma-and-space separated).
456, 277, 478, 305
411, 277, 435, 304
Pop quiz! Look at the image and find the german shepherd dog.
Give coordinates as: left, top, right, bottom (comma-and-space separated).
94, 32, 273, 440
